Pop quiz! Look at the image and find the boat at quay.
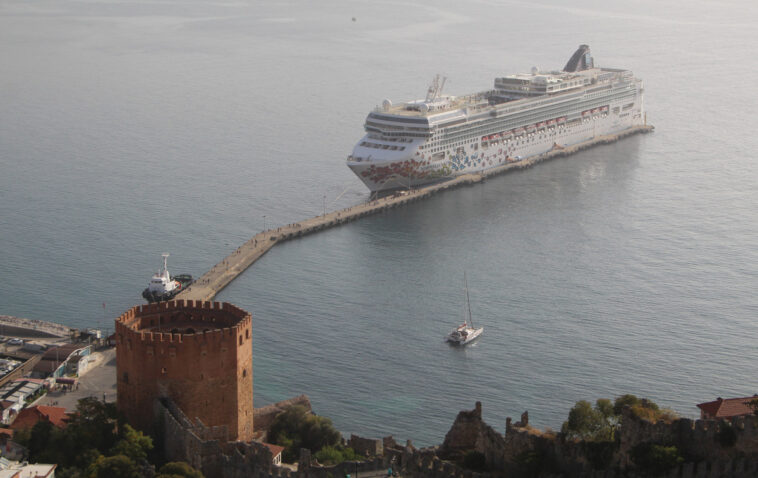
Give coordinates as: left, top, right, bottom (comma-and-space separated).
346, 45, 646, 192
142, 253, 193, 303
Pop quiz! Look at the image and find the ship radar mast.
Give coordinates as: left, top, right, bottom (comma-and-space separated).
425, 74, 447, 102
161, 253, 170, 279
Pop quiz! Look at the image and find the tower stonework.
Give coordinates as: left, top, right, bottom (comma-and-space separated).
116, 300, 253, 441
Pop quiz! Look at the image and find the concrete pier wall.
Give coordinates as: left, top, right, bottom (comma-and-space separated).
177, 125, 653, 302
0, 315, 73, 338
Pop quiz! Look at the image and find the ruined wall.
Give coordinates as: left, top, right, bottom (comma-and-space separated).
434, 402, 758, 477
617, 408, 758, 465
157, 398, 226, 478
117, 300, 253, 441
349, 434, 383, 457
157, 397, 326, 478
501, 406, 758, 477
438, 402, 505, 470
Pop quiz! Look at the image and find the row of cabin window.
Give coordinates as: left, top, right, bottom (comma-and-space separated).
360, 142, 406, 151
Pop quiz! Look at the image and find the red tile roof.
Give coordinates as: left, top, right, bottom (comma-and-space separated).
697, 396, 757, 419
263, 442, 285, 458
10, 405, 69, 430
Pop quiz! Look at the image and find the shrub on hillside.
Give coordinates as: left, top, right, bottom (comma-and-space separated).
269, 405, 340, 463
630, 443, 683, 476
562, 394, 678, 442
157, 461, 205, 478
313, 445, 361, 465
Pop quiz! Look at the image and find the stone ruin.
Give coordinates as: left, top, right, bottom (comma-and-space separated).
157, 396, 758, 478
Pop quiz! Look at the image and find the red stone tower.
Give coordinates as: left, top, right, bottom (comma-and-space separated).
116, 300, 253, 441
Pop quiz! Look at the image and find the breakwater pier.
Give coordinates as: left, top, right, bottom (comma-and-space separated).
177, 125, 653, 302
0, 315, 73, 338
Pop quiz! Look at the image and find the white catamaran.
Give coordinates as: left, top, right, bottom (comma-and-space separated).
446, 273, 483, 345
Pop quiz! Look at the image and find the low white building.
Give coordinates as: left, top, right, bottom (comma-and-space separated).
0, 460, 56, 478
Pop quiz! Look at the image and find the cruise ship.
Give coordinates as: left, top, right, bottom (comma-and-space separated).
346, 45, 645, 192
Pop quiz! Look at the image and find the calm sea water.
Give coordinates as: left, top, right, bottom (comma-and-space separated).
2, 0, 757, 445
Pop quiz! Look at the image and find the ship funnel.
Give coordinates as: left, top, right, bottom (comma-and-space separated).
563, 44, 594, 72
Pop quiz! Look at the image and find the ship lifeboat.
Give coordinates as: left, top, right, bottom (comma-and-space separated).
581, 110, 590, 117
591, 108, 600, 114
558, 117, 566, 123
537, 122, 545, 129
601, 106, 609, 113
515, 128, 525, 135
547, 119, 556, 126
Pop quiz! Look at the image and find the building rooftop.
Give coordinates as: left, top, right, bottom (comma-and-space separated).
697, 396, 757, 418
263, 442, 285, 458
10, 405, 68, 430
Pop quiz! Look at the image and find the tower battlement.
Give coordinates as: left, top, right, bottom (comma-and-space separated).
116, 300, 253, 441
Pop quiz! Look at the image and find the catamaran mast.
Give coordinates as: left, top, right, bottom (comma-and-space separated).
464, 272, 473, 327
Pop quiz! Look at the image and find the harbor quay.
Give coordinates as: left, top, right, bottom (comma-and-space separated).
178, 124, 653, 302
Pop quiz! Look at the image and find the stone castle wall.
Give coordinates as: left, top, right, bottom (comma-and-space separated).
437, 402, 758, 477
156, 397, 384, 478
617, 408, 758, 465
157, 388, 758, 478
117, 300, 253, 441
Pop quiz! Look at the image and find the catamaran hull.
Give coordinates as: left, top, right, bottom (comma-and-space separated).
446, 327, 484, 346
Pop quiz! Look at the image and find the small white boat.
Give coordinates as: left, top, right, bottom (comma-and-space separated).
446, 272, 483, 345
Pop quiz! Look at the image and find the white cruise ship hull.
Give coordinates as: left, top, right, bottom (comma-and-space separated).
347, 108, 643, 192
346, 45, 646, 193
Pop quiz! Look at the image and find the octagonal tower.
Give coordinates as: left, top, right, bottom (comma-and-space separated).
116, 300, 253, 441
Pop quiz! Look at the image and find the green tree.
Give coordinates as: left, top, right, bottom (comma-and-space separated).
66, 397, 119, 456
613, 394, 641, 414
269, 405, 341, 463
630, 443, 683, 476
596, 398, 614, 419
313, 446, 360, 465
110, 424, 154, 462
156, 462, 204, 478
90, 454, 141, 478
562, 400, 609, 440
26, 420, 56, 460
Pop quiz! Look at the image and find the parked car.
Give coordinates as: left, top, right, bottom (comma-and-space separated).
7, 338, 23, 346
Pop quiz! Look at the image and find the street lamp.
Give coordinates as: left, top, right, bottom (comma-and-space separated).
263, 215, 266, 231
323, 194, 326, 217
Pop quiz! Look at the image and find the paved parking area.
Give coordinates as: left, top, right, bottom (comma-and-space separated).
39, 347, 116, 411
